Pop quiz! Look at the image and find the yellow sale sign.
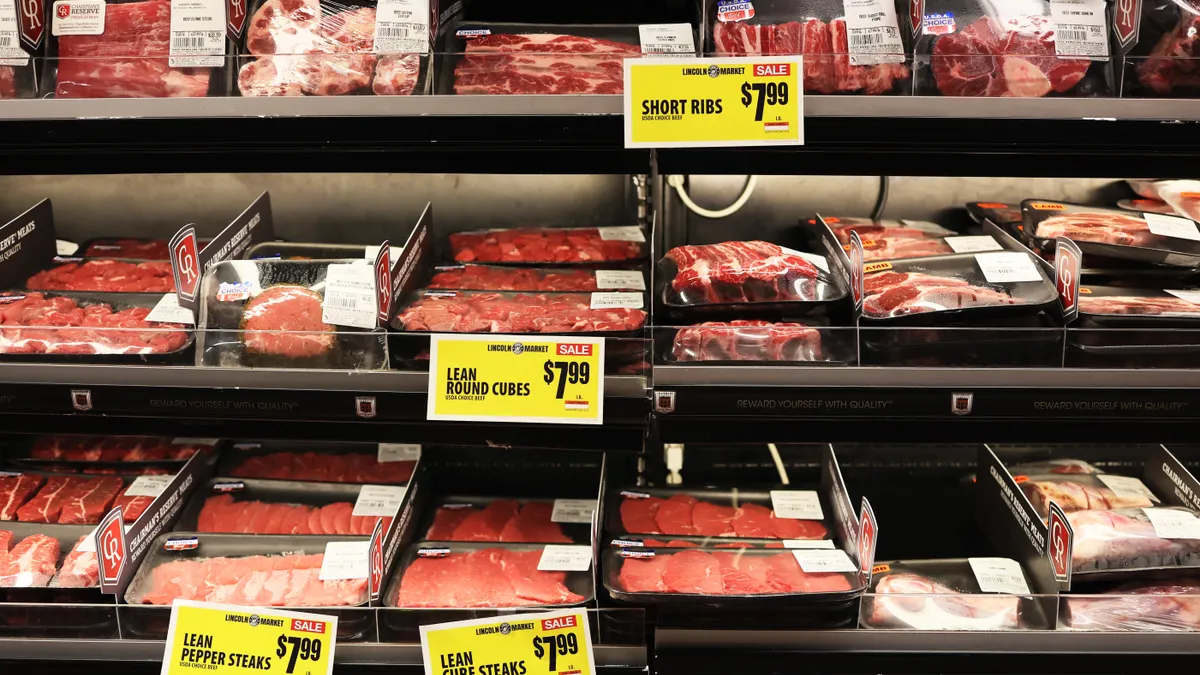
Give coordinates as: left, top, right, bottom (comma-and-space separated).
161, 600, 335, 675
427, 334, 605, 425
421, 610, 595, 675
624, 56, 804, 148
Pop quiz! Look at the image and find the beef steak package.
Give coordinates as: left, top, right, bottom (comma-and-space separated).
0, 0, 36, 101
1023, 200, 1200, 268
393, 289, 647, 334
39, 0, 233, 98
822, 215, 1016, 263
862, 558, 1047, 630
79, 238, 209, 261
706, 0, 912, 94
663, 319, 855, 365
911, 0, 1114, 97
419, 497, 592, 544
1017, 471, 1160, 519
0, 521, 104, 597
235, 0, 435, 96
4, 435, 214, 470
1114, 0, 1200, 96
609, 534, 823, 549
1067, 285, 1200, 368
1061, 578, 1200, 631
0, 469, 182, 525
437, 19, 646, 95
217, 441, 418, 484
608, 488, 832, 542
196, 259, 389, 369
428, 264, 646, 293
447, 226, 649, 266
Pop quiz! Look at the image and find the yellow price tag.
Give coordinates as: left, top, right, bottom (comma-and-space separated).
161, 600, 335, 675
427, 334, 605, 425
624, 55, 803, 148
421, 609, 595, 675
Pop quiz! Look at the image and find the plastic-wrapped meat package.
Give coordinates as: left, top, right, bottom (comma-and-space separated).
1023, 200, 1200, 265
1080, 292, 1200, 317
610, 548, 853, 597
428, 265, 603, 292
662, 241, 832, 306
424, 501, 571, 543
395, 291, 647, 334
862, 271, 1016, 318
1068, 508, 1200, 574
823, 217, 954, 244
866, 572, 1021, 630
670, 321, 824, 362
54, 536, 100, 588
0, 67, 15, 98
0, 293, 189, 356
393, 547, 586, 608
452, 32, 642, 95
1065, 580, 1200, 631
229, 451, 414, 483
1129, 2, 1200, 96
1006, 459, 1103, 475
26, 260, 174, 293
1148, 180, 1200, 223
1019, 474, 1155, 517
448, 227, 647, 264
132, 552, 368, 606
617, 492, 828, 540
195, 494, 392, 535
0, 533, 60, 587
55, 0, 213, 98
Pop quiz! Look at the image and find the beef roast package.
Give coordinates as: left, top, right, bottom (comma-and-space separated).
1016, 471, 1161, 519
1112, 0, 1200, 97
910, 0, 1114, 97
393, 289, 648, 334
705, 0, 912, 94
447, 226, 649, 266
606, 488, 833, 541
0, 0, 37, 100
234, 0, 437, 96
662, 319, 855, 365
217, 440, 418, 484
39, 0, 234, 98
3, 435, 215, 470
1060, 578, 1200, 631
427, 264, 646, 293
1023, 199, 1200, 268
1067, 285, 1200, 368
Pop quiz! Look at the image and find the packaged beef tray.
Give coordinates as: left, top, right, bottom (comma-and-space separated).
0, 291, 192, 363
610, 534, 833, 549
447, 226, 648, 265
707, 0, 912, 94
385, 541, 593, 608
438, 21, 643, 95
912, 0, 1113, 97
609, 488, 831, 541
236, 0, 432, 96
196, 259, 388, 369
25, 258, 174, 293
218, 442, 417, 484
428, 264, 646, 293
1116, 0, 1200, 97
42, 0, 232, 98
1061, 578, 1200, 631
80, 238, 209, 261
0, 521, 104, 602
1024, 200, 1200, 268
393, 289, 647, 334
175, 477, 401, 536
1016, 471, 1159, 518
1068, 506, 1200, 578
1135, 180, 1200, 224
419, 497, 592, 544
662, 319, 855, 365
0, 470, 176, 525
5, 435, 213, 469
823, 215, 1013, 263
862, 558, 1046, 630
1068, 285, 1200, 368
244, 241, 384, 260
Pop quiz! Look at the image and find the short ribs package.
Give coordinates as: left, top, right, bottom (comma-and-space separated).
1023, 199, 1200, 268
910, 0, 1114, 97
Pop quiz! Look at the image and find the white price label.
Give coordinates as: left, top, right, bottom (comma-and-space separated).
352, 485, 407, 517
322, 263, 378, 329
1144, 212, 1200, 242
597, 226, 646, 242
779, 247, 832, 274
374, 0, 429, 53
378, 443, 421, 462
1050, 0, 1109, 61
51, 0, 105, 36
975, 252, 1042, 284
122, 475, 174, 498
56, 240, 79, 256
843, 0, 905, 65
770, 490, 824, 520
0, 0, 28, 66
1097, 475, 1160, 503
638, 23, 696, 56
594, 270, 646, 291
590, 292, 644, 310
968, 557, 1031, 594
319, 541, 371, 580
551, 499, 596, 524
1144, 508, 1200, 539
792, 549, 856, 573
537, 544, 592, 572
945, 235, 1003, 253
1165, 289, 1200, 306
783, 539, 836, 549
169, 0, 224, 68
146, 293, 196, 325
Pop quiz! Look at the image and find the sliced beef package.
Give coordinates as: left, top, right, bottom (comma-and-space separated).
196, 259, 388, 369
25, 258, 174, 293
0, 470, 173, 525
427, 264, 645, 293
419, 497, 591, 544
1017, 472, 1159, 518
707, 0, 912, 94
0, 521, 101, 596
1062, 578, 1200, 631
1024, 200, 1200, 268
176, 477, 401, 536
664, 319, 854, 365
1116, 0, 1200, 97
393, 289, 647, 334
438, 20, 644, 95
0, 291, 192, 363
1068, 285, 1200, 368
1068, 506, 1200, 576
447, 226, 649, 266
236, 0, 433, 96
41, 0, 232, 98
386, 541, 592, 608
610, 534, 831, 549
6, 435, 213, 469
912, 0, 1114, 97
219, 442, 416, 484
862, 559, 1044, 630
609, 488, 831, 541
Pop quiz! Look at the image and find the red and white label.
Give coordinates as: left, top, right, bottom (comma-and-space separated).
374, 240, 392, 326
97, 507, 126, 592
857, 497, 878, 578
1054, 237, 1082, 320
369, 519, 384, 602
169, 227, 202, 306
557, 343, 594, 357
542, 615, 577, 631
291, 619, 327, 634
51, 0, 103, 35
17, 0, 43, 49
1048, 502, 1073, 586
754, 63, 790, 77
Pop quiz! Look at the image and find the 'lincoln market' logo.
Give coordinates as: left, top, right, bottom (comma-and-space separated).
557, 343, 593, 357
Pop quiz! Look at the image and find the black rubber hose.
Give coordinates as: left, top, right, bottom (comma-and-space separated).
871, 176, 890, 220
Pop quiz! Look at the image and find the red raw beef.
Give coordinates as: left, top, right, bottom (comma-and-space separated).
619, 496, 665, 534
16, 476, 82, 522
0, 475, 45, 520
27, 260, 174, 293
862, 272, 1018, 318
931, 17, 1090, 97
0, 530, 10, 552
671, 320, 823, 362
1034, 211, 1156, 247
55, 0, 211, 98
0, 292, 188, 355
656, 494, 699, 536
713, 551, 775, 594
453, 34, 641, 95
617, 551, 851, 595
373, 55, 422, 96
33, 436, 204, 462
0, 533, 60, 587
663, 550, 724, 594
770, 515, 829, 540
394, 548, 584, 607
616, 554, 670, 592
452, 501, 520, 541
242, 286, 336, 360
428, 265, 601, 292
731, 503, 775, 538
197, 494, 389, 535
692, 501, 737, 536
499, 503, 572, 543
397, 292, 646, 334
1138, 15, 1200, 94
230, 452, 413, 484
641, 539, 701, 548
55, 536, 100, 588
664, 241, 821, 304
0, 67, 14, 99
449, 228, 643, 264
58, 477, 124, 524
426, 507, 473, 540
138, 553, 367, 606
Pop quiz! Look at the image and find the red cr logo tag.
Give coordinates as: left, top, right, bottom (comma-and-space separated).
172, 233, 200, 302
99, 518, 125, 584
1050, 515, 1069, 577
370, 533, 383, 598
55, 3, 69, 18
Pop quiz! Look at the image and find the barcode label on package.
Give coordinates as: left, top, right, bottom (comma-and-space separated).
374, 0, 429, 53
1166, 289, 1200, 306
792, 549, 856, 573
319, 541, 371, 580
594, 270, 646, 291
51, 0, 105, 36
123, 475, 174, 498
597, 226, 645, 242
1050, 0, 1109, 61
969, 557, 1030, 594
1144, 508, 1200, 539
537, 545, 592, 571
0, 0, 28, 66
783, 539, 836, 549
378, 443, 421, 462
976, 252, 1042, 283
169, 0, 224, 67
552, 499, 596, 523
1098, 474, 1160, 503
590, 292, 643, 310
945, 235, 1002, 253
146, 293, 196, 325
638, 23, 696, 56
352, 485, 407, 517
1145, 212, 1200, 242
844, 0, 905, 65
770, 490, 824, 520
322, 263, 378, 329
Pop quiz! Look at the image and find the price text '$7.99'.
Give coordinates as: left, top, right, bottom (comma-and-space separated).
740, 81, 789, 122
542, 360, 591, 399
532, 633, 580, 672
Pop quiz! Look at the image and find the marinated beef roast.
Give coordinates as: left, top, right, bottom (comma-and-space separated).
453, 34, 641, 95
862, 272, 1018, 318
197, 494, 392, 536
615, 549, 852, 595
619, 494, 827, 539
136, 552, 368, 606
395, 548, 584, 607
26, 261, 174, 293
670, 321, 823, 362
424, 501, 570, 543
241, 286, 336, 359
0, 293, 188, 355
397, 292, 646, 333
664, 241, 822, 304
930, 16, 1090, 97
1033, 212, 1155, 247
868, 573, 1021, 629
449, 228, 643, 264
230, 451, 414, 484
